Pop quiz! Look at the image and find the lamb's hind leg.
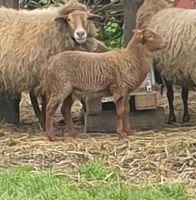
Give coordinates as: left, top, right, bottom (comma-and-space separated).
181, 86, 190, 123
164, 79, 176, 123
60, 95, 77, 137
114, 94, 129, 139
123, 95, 133, 136
45, 95, 61, 141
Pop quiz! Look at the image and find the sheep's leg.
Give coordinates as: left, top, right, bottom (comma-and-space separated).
40, 95, 47, 131
45, 96, 61, 141
115, 95, 128, 139
123, 95, 133, 136
29, 92, 44, 127
165, 80, 176, 123
61, 95, 77, 137
81, 99, 86, 113
181, 86, 190, 123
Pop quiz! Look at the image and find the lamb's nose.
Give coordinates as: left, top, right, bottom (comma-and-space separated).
76, 31, 85, 38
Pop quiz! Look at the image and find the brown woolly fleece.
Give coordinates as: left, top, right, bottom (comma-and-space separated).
39, 29, 166, 141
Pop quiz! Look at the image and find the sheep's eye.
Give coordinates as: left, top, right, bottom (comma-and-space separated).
67, 18, 71, 22
147, 35, 153, 39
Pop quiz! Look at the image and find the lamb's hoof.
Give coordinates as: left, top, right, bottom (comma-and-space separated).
118, 131, 128, 139
47, 133, 56, 142
126, 130, 135, 136
67, 130, 77, 138
182, 115, 190, 123
167, 114, 177, 124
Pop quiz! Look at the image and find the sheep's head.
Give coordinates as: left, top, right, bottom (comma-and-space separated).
132, 29, 167, 51
55, 2, 100, 44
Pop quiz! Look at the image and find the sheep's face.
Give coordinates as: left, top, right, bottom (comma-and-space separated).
132, 29, 167, 51
55, 10, 97, 44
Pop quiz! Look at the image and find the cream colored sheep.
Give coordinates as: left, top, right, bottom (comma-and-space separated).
0, 0, 101, 127
136, 0, 196, 124
38, 29, 166, 141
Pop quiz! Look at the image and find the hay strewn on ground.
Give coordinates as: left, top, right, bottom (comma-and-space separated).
0, 88, 195, 193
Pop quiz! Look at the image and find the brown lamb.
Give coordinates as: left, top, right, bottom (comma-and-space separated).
39, 29, 167, 141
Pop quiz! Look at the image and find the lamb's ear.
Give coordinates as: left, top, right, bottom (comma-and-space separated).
132, 29, 145, 42
132, 29, 143, 34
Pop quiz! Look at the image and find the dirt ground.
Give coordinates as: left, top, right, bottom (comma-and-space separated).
0, 87, 195, 193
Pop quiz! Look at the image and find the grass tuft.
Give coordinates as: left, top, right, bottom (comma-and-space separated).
0, 162, 190, 200
79, 159, 122, 182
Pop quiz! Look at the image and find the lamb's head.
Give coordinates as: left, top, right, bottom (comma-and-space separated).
132, 29, 167, 51
55, 2, 99, 44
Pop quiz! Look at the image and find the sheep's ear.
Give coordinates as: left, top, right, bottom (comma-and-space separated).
54, 15, 68, 26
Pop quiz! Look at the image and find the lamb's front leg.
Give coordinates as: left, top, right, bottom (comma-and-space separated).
61, 95, 77, 137
45, 97, 60, 141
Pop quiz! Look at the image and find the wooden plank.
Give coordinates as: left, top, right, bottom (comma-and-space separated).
123, 0, 144, 46
134, 92, 157, 110
0, 0, 19, 9
0, 0, 20, 125
86, 97, 102, 114
84, 107, 165, 133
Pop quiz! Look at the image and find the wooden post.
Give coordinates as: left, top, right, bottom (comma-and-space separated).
0, 0, 19, 8
123, 0, 144, 46
0, 0, 20, 125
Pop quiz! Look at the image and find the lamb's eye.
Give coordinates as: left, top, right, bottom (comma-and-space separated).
67, 18, 71, 22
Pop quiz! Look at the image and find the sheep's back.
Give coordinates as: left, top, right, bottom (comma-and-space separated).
0, 7, 66, 93
149, 8, 196, 87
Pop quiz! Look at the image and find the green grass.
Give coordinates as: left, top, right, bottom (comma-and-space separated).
0, 161, 190, 200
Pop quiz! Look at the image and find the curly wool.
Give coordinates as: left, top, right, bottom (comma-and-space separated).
136, 0, 196, 89
0, 1, 97, 93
